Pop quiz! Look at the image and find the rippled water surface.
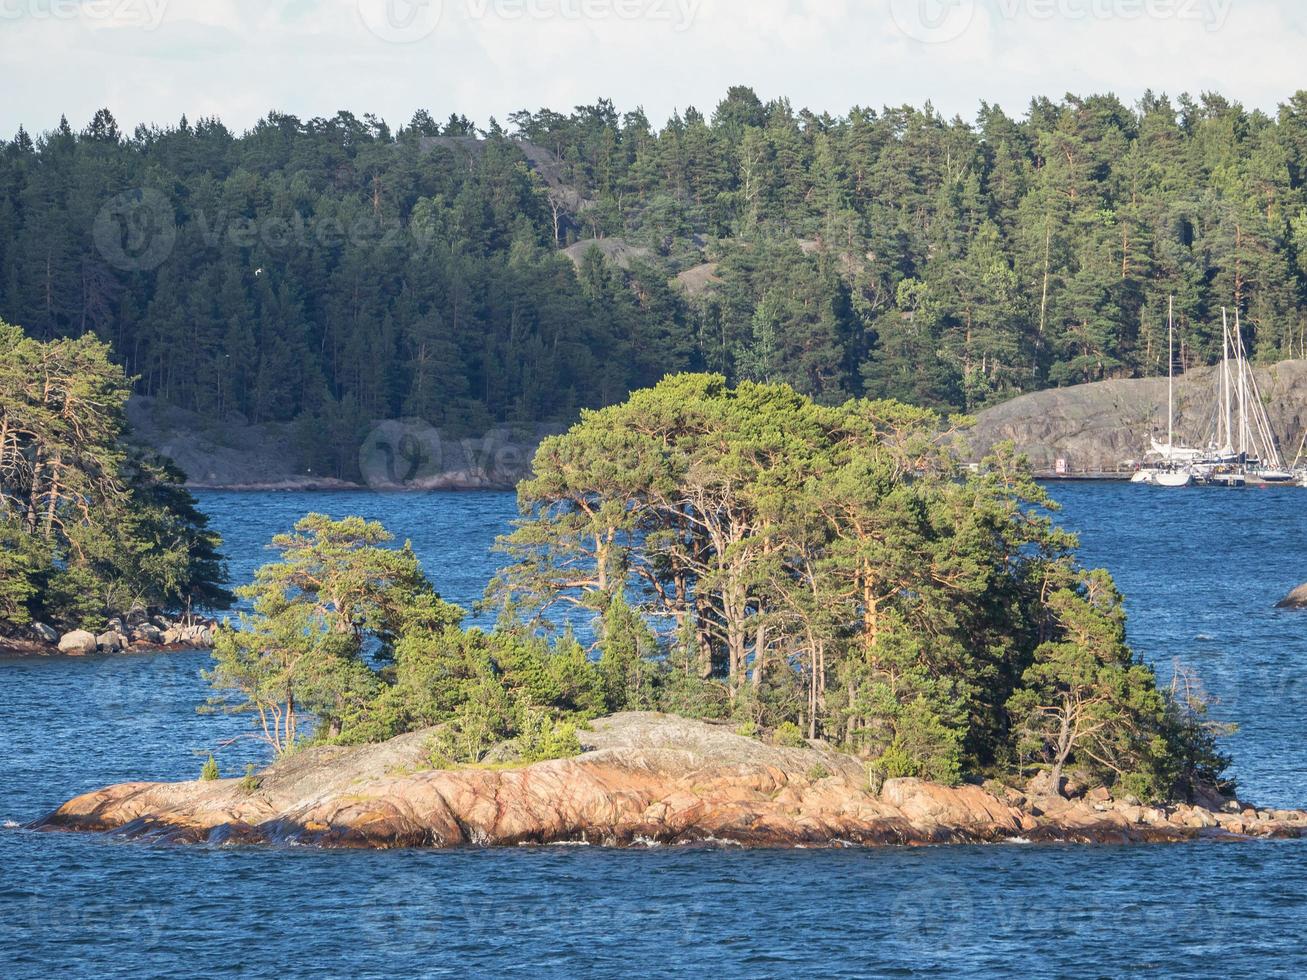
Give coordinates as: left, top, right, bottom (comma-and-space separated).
3, 484, 1307, 978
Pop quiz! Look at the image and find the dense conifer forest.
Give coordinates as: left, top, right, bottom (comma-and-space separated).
4, 87, 1307, 478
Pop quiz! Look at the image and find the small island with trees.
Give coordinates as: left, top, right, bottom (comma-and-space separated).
35, 373, 1307, 848
0, 320, 230, 656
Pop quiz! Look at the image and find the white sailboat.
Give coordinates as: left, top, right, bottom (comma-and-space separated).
1187, 309, 1247, 487
1135, 298, 1194, 487
1126, 301, 1298, 488
1224, 309, 1293, 484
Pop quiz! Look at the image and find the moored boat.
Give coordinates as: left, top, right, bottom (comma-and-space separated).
1154, 469, 1194, 488
1126, 301, 1299, 490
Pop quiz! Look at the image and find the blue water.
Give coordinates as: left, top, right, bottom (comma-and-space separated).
3, 484, 1307, 977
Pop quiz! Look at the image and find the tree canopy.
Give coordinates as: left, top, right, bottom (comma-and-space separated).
0, 319, 231, 630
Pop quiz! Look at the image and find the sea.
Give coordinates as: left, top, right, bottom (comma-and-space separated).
2, 484, 1306, 978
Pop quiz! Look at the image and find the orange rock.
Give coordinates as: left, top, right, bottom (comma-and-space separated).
33, 713, 1307, 849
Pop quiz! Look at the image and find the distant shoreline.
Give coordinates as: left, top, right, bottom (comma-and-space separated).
186, 480, 518, 493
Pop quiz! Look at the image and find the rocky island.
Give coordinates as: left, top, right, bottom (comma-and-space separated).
22, 376, 1278, 854
37, 713, 1306, 849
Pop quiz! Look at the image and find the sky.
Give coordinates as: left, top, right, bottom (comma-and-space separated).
2, 0, 1306, 137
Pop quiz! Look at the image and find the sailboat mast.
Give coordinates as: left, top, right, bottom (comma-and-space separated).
1221, 308, 1232, 452
1236, 310, 1249, 457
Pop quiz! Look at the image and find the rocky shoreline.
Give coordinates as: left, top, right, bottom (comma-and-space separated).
126, 396, 558, 492
1, 608, 216, 658
34, 713, 1307, 849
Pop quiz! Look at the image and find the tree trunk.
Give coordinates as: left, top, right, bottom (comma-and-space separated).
43, 455, 61, 539
1048, 709, 1073, 797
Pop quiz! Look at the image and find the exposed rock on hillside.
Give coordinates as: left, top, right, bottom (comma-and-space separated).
674, 261, 721, 296
561, 238, 653, 270
969, 360, 1307, 474
35, 713, 1307, 849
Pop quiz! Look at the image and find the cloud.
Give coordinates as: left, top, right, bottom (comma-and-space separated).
1, 0, 1304, 138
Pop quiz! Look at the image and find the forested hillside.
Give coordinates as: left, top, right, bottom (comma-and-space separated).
4, 87, 1307, 479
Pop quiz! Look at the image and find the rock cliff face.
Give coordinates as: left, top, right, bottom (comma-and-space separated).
125, 396, 557, 491
35, 714, 1307, 849
969, 360, 1307, 475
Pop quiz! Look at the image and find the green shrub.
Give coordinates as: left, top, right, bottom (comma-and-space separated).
1118, 770, 1164, 806
654, 670, 732, 721
807, 764, 831, 781
735, 720, 760, 738
516, 707, 583, 764
239, 763, 260, 794
200, 755, 220, 781
598, 591, 661, 712
428, 675, 516, 767
868, 744, 917, 794
771, 721, 807, 748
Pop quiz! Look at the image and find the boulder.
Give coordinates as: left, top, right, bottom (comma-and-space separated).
1025, 770, 1064, 799
57, 630, 98, 656
1117, 805, 1145, 824
1277, 584, 1307, 609
172, 624, 215, 648
1062, 777, 1089, 800
30, 622, 59, 644
1182, 807, 1218, 829
126, 606, 150, 627
1189, 783, 1230, 811
161, 627, 183, 645
879, 778, 1026, 833
96, 632, 125, 652
131, 624, 165, 646
106, 617, 126, 635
